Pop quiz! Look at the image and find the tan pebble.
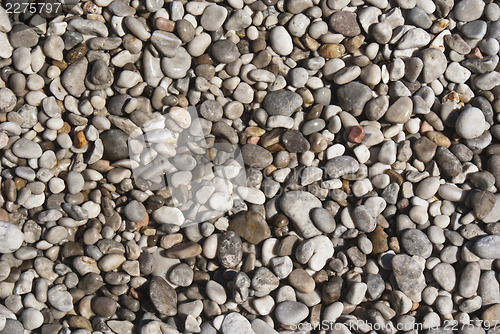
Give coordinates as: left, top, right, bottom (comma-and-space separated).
388, 237, 400, 253
420, 121, 434, 133
165, 242, 202, 259
86, 14, 106, 23
344, 35, 365, 53
246, 126, 266, 137
52, 60, 68, 71
160, 234, 183, 249
15, 177, 27, 190
89, 160, 112, 173
297, 87, 314, 107
247, 136, 260, 144
318, 44, 345, 58
74, 131, 87, 148
426, 131, 451, 148
83, 1, 100, 14
264, 165, 276, 176
442, 91, 460, 103
135, 212, 149, 230
370, 226, 388, 254
301, 34, 320, 51
155, 18, 175, 32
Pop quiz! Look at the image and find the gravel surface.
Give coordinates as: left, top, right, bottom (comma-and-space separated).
0, 0, 499, 333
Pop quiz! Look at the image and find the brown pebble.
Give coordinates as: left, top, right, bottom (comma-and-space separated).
426, 131, 451, 148
15, 177, 27, 190
389, 237, 400, 253
52, 60, 68, 71
0, 209, 9, 222
309, 133, 327, 152
318, 44, 345, 58
160, 234, 183, 249
273, 213, 289, 228
165, 242, 202, 259
155, 18, 175, 32
58, 122, 71, 134
370, 226, 389, 254
68, 316, 92, 330
289, 269, 315, 293
384, 169, 403, 186
228, 211, 271, 245
74, 131, 87, 148
66, 44, 88, 63
348, 125, 365, 143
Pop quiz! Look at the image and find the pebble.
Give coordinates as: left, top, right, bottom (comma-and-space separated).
262, 91, 303, 117
221, 312, 254, 334
48, 287, 74, 312
149, 276, 177, 316
474, 235, 500, 259
329, 11, 361, 37
275, 301, 309, 325
392, 254, 426, 302
280, 191, 322, 238
201, 5, 227, 31
270, 26, 293, 56
0, 0, 498, 331
455, 107, 486, 139
0, 221, 24, 253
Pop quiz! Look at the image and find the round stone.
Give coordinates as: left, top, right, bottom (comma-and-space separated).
401, 229, 433, 258
455, 107, 486, 139
201, 5, 227, 31
329, 11, 361, 37
20, 308, 44, 330
262, 91, 303, 117
211, 39, 239, 63
270, 26, 293, 56
168, 263, 193, 287
275, 301, 309, 326
101, 129, 129, 160
123, 200, 147, 222
91, 296, 117, 317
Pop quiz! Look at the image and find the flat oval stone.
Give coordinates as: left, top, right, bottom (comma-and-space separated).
200, 5, 227, 31
211, 39, 239, 64
275, 301, 309, 326
455, 107, 485, 139
149, 276, 177, 316
241, 144, 272, 168
401, 228, 433, 258
474, 235, 500, 259
262, 91, 303, 116
270, 26, 293, 56
12, 138, 42, 159
310, 207, 336, 233
217, 231, 243, 268
385, 97, 413, 123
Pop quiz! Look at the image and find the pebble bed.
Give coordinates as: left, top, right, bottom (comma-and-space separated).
0, 0, 499, 333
